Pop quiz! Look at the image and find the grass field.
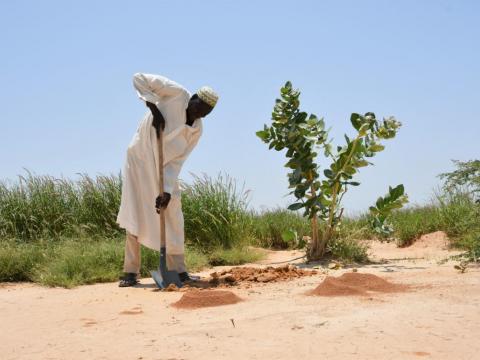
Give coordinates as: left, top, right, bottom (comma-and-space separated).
0, 172, 478, 286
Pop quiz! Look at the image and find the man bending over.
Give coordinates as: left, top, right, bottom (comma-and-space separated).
117, 73, 218, 287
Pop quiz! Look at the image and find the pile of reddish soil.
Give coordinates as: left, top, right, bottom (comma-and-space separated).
309, 272, 407, 297
209, 265, 316, 286
171, 290, 242, 309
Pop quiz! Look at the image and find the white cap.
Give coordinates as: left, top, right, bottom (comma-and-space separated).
197, 86, 219, 108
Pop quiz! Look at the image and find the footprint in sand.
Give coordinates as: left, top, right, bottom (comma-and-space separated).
120, 306, 143, 315
80, 318, 98, 327
413, 352, 430, 357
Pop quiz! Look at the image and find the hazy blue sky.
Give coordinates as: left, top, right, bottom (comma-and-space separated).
1, 0, 478, 213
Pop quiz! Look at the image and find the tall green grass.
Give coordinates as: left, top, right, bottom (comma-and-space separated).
0, 240, 46, 282
436, 191, 479, 239
387, 206, 442, 246
181, 174, 253, 250
385, 192, 479, 247
0, 172, 122, 240
251, 208, 310, 248
0, 238, 213, 287
0, 172, 264, 287
0, 172, 253, 248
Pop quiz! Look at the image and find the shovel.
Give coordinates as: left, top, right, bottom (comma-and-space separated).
150, 123, 183, 289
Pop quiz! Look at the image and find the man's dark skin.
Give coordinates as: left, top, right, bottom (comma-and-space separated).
146, 95, 213, 213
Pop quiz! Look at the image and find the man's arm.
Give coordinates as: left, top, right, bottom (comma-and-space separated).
155, 129, 201, 212
146, 101, 165, 135
133, 73, 187, 103
154, 158, 181, 213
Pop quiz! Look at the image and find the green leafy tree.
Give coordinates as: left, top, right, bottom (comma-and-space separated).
257, 81, 403, 260
439, 160, 480, 199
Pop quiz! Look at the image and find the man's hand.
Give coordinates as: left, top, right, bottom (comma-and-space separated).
155, 192, 171, 213
146, 101, 166, 133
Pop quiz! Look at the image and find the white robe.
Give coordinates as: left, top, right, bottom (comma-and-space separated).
117, 73, 202, 254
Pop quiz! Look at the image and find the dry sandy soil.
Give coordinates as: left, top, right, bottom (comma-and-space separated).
1, 231, 479, 360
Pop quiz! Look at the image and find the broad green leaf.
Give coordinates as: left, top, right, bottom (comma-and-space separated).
350, 113, 362, 131
281, 229, 297, 243
355, 160, 369, 167
294, 112, 308, 123
375, 197, 384, 209
346, 181, 360, 186
288, 202, 304, 211
324, 169, 334, 179
390, 184, 405, 199
318, 118, 325, 130
369, 144, 385, 152
319, 196, 332, 206
256, 130, 270, 141
344, 166, 356, 175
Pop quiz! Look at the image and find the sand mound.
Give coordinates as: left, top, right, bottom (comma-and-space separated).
410, 231, 448, 250
339, 273, 405, 292
368, 230, 460, 261
310, 277, 367, 296
209, 265, 316, 286
171, 290, 242, 309
309, 272, 407, 297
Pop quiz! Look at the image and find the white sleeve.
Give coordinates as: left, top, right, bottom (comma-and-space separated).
163, 128, 202, 194
132, 73, 187, 103
163, 158, 183, 194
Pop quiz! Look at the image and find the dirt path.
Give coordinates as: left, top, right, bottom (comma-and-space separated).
1, 232, 479, 360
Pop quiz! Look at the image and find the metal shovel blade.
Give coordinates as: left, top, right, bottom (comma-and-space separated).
151, 247, 183, 289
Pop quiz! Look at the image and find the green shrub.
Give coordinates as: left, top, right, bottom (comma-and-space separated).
436, 191, 479, 238
437, 191, 480, 262
455, 231, 480, 262
388, 206, 442, 246
327, 237, 368, 263
208, 246, 264, 266
35, 239, 124, 288
338, 215, 374, 240
0, 241, 45, 282
439, 159, 480, 198
251, 209, 310, 248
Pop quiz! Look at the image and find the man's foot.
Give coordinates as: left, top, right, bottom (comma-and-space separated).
118, 273, 139, 287
179, 272, 200, 283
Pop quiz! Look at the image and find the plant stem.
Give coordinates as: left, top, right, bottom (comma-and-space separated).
307, 172, 320, 260
321, 135, 362, 254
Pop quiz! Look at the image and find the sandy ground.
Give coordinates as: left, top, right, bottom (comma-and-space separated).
1, 232, 479, 360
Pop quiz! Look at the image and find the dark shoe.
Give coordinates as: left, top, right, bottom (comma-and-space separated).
179, 272, 200, 283
118, 273, 139, 287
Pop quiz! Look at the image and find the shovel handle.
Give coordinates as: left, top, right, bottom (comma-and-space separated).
157, 120, 167, 249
